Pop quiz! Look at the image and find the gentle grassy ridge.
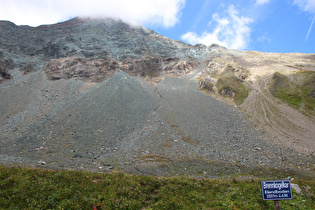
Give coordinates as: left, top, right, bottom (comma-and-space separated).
1, 166, 314, 209
270, 71, 315, 115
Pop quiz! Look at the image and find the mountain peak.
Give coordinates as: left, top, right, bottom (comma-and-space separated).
0, 18, 314, 178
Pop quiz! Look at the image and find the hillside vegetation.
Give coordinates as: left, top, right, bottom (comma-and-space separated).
1, 165, 314, 209
269, 70, 315, 115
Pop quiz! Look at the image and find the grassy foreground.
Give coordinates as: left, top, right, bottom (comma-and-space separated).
0, 165, 314, 209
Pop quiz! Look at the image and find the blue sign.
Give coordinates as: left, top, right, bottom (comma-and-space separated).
261, 180, 292, 200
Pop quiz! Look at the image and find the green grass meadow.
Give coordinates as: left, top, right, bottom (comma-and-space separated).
269, 71, 315, 115
0, 165, 314, 209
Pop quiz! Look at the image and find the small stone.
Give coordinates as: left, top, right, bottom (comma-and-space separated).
38, 160, 46, 165
291, 183, 302, 194
74, 154, 84, 158
254, 147, 262, 151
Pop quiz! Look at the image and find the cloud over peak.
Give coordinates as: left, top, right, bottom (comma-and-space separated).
0, 0, 185, 28
181, 5, 253, 50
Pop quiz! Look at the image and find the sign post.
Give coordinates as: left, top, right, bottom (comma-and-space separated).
261, 180, 292, 210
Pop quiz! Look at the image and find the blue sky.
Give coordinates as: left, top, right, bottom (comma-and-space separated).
151, 0, 315, 53
0, 0, 314, 53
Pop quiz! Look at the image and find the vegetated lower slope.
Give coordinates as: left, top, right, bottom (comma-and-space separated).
269, 70, 315, 113
0, 17, 314, 178
196, 52, 315, 157
1, 166, 314, 209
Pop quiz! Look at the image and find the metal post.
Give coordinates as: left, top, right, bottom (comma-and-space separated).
274, 200, 281, 210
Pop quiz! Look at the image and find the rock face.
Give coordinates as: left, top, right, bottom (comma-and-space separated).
0, 51, 14, 83
44, 55, 199, 84
0, 17, 314, 178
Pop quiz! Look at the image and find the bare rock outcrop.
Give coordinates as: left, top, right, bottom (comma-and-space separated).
196, 55, 250, 105
45, 55, 200, 84
0, 52, 14, 83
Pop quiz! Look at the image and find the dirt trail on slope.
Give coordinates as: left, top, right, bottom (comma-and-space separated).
241, 75, 315, 155
239, 52, 315, 156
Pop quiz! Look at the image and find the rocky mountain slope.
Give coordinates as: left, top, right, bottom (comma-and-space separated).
0, 17, 314, 178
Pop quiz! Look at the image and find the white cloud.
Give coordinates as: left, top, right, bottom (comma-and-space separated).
181, 5, 253, 50
294, 0, 315, 41
294, 0, 315, 14
255, 0, 270, 5
0, 0, 185, 28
